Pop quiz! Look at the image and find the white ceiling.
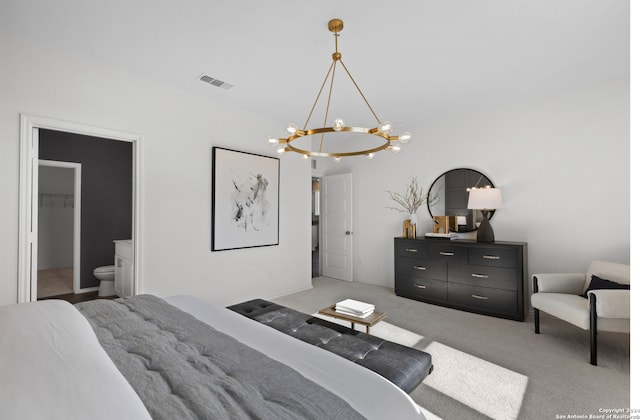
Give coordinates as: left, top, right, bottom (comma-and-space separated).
7, 0, 630, 131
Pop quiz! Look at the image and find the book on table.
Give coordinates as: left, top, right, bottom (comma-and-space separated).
335, 307, 374, 318
335, 299, 375, 318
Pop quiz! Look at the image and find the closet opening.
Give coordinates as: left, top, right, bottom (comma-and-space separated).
312, 177, 320, 278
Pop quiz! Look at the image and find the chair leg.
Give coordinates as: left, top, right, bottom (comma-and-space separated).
589, 294, 597, 366
532, 276, 540, 334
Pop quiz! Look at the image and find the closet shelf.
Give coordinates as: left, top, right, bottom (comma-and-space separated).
39, 193, 74, 208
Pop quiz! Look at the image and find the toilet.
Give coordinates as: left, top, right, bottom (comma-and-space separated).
94, 265, 116, 297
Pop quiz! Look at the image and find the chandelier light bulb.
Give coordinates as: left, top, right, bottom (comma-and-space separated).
332, 118, 345, 131
286, 123, 298, 135
391, 145, 401, 153
379, 121, 393, 134
398, 132, 412, 143
268, 136, 279, 145
334, 157, 342, 163
302, 154, 309, 160
367, 153, 375, 159
276, 147, 286, 155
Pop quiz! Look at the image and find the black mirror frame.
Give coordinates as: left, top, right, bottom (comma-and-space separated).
426, 168, 495, 233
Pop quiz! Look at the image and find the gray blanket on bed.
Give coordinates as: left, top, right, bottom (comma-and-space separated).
75, 295, 364, 420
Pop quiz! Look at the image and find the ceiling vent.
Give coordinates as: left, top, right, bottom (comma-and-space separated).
197, 74, 234, 90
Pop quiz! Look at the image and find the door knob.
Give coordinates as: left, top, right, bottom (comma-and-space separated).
345, 231, 353, 235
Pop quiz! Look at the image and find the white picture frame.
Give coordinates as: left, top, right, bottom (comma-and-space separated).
212, 147, 280, 251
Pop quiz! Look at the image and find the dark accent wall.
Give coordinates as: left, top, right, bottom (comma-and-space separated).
39, 129, 133, 289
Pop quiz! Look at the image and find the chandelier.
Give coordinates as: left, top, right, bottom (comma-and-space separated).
268, 19, 411, 160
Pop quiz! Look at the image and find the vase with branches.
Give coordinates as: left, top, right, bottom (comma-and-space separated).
386, 177, 432, 237
386, 177, 429, 215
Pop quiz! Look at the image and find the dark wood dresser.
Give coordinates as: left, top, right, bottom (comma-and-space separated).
394, 237, 528, 321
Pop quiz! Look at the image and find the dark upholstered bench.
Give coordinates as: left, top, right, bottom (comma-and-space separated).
227, 299, 433, 393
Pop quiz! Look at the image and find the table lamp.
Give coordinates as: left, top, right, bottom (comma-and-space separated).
467, 188, 503, 242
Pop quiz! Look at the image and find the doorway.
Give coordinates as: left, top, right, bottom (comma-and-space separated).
37, 161, 81, 299
312, 177, 321, 278
18, 114, 141, 303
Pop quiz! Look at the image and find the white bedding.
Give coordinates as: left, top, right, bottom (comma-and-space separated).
0, 300, 151, 420
0, 296, 426, 420
166, 295, 426, 420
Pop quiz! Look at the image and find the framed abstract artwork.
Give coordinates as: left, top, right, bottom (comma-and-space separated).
212, 147, 280, 251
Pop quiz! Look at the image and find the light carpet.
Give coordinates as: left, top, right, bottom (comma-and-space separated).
273, 277, 630, 420
314, 313, 527, 419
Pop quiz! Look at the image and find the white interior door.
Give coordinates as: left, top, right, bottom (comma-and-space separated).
27, 128, 40, 301
321, 173, 353, 282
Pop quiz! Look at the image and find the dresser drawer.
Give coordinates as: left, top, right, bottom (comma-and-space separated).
448, 263, 517, 291
396, 257, 447, 280
468, 247, 518, 268
428, 243, 468, 263
396, 275, 447, 301
447, 282, 517, 314
396, 240, 429, 259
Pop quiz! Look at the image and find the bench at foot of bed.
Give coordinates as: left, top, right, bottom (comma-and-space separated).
227, 299, 433, 393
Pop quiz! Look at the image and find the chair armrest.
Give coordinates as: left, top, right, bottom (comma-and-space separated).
532, 273, 586, 294
588, 289, 630, 318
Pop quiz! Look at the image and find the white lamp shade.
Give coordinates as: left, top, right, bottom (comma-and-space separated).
467, 188, 503, 210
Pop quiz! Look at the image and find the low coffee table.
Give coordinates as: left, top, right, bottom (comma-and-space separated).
318, 304, 387, 333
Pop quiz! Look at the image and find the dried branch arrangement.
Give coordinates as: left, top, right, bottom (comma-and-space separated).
386, 177, 429, 214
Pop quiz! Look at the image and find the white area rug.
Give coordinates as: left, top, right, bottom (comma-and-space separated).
422, 341, 528, 420
419, 406, 443, 420
312, 314, 527, 419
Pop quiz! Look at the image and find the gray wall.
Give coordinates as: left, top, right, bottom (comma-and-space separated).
39, 129, 132, 289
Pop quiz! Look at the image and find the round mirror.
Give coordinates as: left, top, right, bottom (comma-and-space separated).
427, 168, 495, 233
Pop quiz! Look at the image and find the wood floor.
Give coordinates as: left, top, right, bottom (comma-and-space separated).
39, 291, 115, 304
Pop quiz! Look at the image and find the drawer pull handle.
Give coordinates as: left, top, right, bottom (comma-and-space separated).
405, 248, 419, 253
483, 255, 500, 260
439, 252, 455, 256
472, 294, 489, 300
414, 284, 426, 289
413, 266, 427, 271
472, 273, 488, 278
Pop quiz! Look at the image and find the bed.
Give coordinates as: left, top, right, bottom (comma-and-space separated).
0, 294, 427, 420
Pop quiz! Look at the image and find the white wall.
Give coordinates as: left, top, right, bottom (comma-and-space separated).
0, 22, 311, 306
323, 78, 630, 293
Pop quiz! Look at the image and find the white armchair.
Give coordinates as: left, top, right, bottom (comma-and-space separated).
530, 260, 630, 365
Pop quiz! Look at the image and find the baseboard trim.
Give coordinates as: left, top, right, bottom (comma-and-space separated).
266, 284, 313, 301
